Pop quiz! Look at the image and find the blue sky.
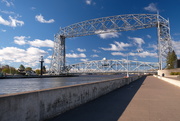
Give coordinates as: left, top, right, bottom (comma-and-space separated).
0, 0, 180, 69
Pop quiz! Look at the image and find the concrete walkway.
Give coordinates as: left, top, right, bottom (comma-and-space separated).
48, 76, 180, 121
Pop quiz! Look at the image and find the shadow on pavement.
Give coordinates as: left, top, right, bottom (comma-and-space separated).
47, 76, 147, 121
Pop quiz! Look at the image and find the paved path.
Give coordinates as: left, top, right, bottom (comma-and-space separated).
48, 76, 180, 121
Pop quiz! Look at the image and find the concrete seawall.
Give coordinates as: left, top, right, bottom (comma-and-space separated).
0, 76, 141, 121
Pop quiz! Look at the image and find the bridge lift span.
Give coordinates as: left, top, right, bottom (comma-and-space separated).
50, 14, 173, 75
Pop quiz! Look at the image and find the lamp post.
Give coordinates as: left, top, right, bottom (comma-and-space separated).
39, 56, 44, 76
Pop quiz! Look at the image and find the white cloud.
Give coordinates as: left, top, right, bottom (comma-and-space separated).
1, 0, 14, 7
0, 10, 15, 14
147, 35, 151, 39
111, 51, 157, 58
28, 39, 54, 48
91, 54, 99, 57
44, 58, 51, 64
111, 52, 126, 56
92, 49, 101, 53
85, 0, 91, 5
95, 29, 121, 39
101, 41, 131, 51
0, 16, 24, 27
0, 47, 48, 67
148, 44, 157, 51
80, 58, 89, 62
144, 3, 158, 12
35, 14, 55, 23
14, 36, 54, 48
128, 37, 145, 49
77, 48, 86, 52
48, 49, 52, 51
27, 47, 47, 55
129, 51, 158, 58
172, 40, 180, 57
85, 0, 96, 5
66, 53, 86, 58
14, 36, 30, 45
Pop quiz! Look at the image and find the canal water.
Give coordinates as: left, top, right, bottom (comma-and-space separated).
0, 74, 127, 95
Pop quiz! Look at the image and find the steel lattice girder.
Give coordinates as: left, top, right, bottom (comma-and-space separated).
58, 14, 160, 38
50, 14, 173, 74
68, 59, 159, 73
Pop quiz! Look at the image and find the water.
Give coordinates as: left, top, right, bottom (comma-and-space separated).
0, 74, 127, 95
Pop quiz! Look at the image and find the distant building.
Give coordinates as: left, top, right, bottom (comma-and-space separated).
176, 59, 180, 68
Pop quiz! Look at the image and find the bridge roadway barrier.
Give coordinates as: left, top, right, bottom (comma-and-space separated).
0, 75, 142, 121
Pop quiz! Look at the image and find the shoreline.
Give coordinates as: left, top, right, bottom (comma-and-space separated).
0, 74, 78, 79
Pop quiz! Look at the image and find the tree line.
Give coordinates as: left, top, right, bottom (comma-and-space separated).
166, 50, 178, 69
0, 64, 46, 75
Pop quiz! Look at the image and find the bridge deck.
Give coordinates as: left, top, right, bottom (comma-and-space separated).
48, 76, 180, 121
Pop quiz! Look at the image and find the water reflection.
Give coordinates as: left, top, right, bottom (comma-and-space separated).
0, 74, 126, 95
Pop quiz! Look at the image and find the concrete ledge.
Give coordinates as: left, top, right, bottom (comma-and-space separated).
153, 75, 180, 87
0, 76, 141, 121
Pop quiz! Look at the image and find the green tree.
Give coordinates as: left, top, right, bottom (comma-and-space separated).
35, 69, 41, 75
42, 66, 46, 74
25, 67, 32, 71
166, 50, 177, 69
19, 64, 25, 71
10, 67, 17, 75
2, 68, 10, 73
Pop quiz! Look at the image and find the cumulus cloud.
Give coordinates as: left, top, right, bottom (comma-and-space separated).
0, 47, 48, 67
13, 36, 54, 48
144, 3, 158, 12
1, 0, 14, 7
28, 39, 54, 48
128, 37, 145, 50
14, 36, 30, 45
95, 29, 121, 39
0, 16, 24, 27
77, 48, 86, 52
35, 14, 55, 23
101, 41, 131, 51
66, 53, 86, 58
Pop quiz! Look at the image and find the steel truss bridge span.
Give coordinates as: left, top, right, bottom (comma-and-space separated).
68, 59, 159, 73
50, 14, 173, 74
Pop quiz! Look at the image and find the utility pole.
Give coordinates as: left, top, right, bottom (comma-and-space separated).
39, 56, 44, 76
